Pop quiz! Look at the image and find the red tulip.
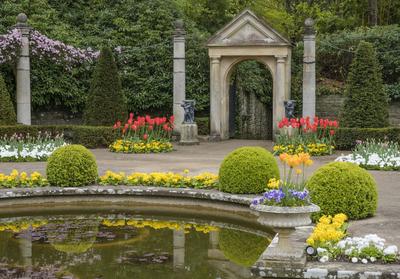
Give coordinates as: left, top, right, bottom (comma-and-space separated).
169, 115, 175, 124
148, 125, 154, 131
330, 130, 335, 136
131, 125, 138, 131
129, 112, 134, 120
143, 134, 148, 141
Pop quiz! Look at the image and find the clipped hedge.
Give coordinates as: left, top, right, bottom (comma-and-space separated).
0, 125, 117, 148
46, 145, 98, 187
307, 162, 378, 220
335, 127, 400, 150
218, 146, 279, 194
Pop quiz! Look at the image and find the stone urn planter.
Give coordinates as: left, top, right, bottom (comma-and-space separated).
250, 203, 320, 267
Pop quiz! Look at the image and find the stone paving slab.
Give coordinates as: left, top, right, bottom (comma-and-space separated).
0, 139, 399, 248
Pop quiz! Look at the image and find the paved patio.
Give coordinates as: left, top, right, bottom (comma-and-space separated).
0, 140, 399, 247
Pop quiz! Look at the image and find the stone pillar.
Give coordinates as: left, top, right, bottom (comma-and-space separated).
15, 13, 31, 125
210, 56, 221, 140
173, 20, 186, 134
274, 55, 287, 138
173, 229, 185, 269
19, 228, 33, 278
302, 18, 316, 118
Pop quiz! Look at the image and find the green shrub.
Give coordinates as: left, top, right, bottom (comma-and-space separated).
46, 145, 98, 187
307, 162, 378, 220
84, 47, 126, 126
0, 74, 16, 125
219, 229, 270, 267
340, 41, 389, 128
218, 146, 279, 194
335, 127, 400, 150
197, 117, 210, 135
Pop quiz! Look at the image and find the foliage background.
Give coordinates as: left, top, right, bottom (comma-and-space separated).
0, 0, 399, 117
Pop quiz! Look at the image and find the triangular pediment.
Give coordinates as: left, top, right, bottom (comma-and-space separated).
207, 9, 290, 47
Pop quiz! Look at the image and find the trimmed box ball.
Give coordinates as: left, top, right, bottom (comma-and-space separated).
307, 162, 378, 220
46, 145, 98, 187
218, 146, 279, 194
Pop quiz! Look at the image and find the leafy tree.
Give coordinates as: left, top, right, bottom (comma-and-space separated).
0, 73, 16, 125
84, 47, 126, 126
340, 41, 389, 128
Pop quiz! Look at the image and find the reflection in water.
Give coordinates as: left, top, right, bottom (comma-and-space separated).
0, 213, 272, 279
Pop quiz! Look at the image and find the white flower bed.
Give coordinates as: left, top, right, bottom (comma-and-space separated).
316, 234, 399, 264
336, 153, 400, 169
0, 142, 67, 161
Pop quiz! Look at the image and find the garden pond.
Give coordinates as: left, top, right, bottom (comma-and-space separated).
0, 204, 273, 279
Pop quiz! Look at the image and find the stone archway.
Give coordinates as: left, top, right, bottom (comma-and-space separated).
207, 10, 292, 140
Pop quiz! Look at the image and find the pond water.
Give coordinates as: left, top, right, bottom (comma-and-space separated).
0, 206, 272, 279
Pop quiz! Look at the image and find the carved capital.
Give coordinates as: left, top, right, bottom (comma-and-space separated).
210, 56, 221, 64
275, 55, 287, 63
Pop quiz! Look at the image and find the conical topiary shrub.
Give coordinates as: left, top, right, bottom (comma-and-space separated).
340, 41, 389, 128
0, 74, 16, 125
84, 47, 126, 126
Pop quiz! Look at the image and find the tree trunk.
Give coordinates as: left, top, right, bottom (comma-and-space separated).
368, 0, 378, 26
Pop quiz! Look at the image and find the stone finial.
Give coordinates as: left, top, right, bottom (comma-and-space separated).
173, 19, 185, 36
304, 18, 315, 35
16, 13, 28, 27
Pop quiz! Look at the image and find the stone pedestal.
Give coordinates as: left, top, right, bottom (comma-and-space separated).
280, 126, 298, 137
179, 123, 199, 145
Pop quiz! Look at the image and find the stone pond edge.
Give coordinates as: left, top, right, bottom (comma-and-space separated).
0, 185, 399, 278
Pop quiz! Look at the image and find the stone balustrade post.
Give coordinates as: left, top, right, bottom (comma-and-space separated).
15, 13, 32, 125
302, 18, 316, 118
173, 20, 186, 134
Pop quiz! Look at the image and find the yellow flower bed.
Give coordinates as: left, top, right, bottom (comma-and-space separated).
109, 139, 173, 153
0, 170, 49, 188
307, 213, 348, 248
273, 143, 334, 156
102, 219, 219, 234
0, 219, 48, 233
99, 170, 219, 189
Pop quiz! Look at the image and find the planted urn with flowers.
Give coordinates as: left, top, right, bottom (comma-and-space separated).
110, 113, 175, 153
250, 153, 320, 265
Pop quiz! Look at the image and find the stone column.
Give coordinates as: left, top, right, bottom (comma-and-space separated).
15, 13, 31, 125
173, 229, 185, 269
173, 20, 186, 134
209, 56, 221, 140
274, 55, 287, 138
302, 18, 316, 118
19, 228, 33, 278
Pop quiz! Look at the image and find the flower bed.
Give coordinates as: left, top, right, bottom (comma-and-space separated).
274, 117, 338, 156
307, 214, 399, 264
99, 170, 218, 189
0, 170, 49, 188
336, 139, 400, 171
109, 139, 173, 153
0, 169, 218, 190
110, 114, 174, 154
0, 132, 67, 162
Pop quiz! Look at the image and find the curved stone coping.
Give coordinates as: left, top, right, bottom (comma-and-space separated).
250, 203, 320, 214
253, 262, 400, 279
0, 185, 255, 206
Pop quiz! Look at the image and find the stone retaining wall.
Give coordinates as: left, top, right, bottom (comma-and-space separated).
316, 95, 400, 127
